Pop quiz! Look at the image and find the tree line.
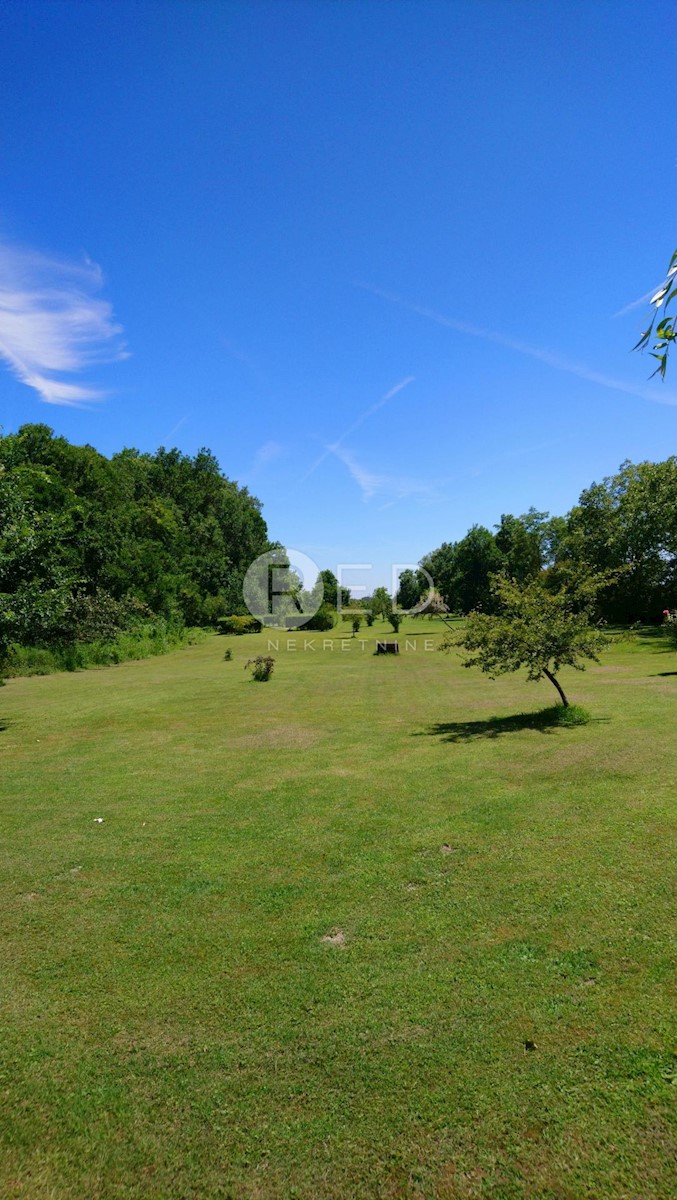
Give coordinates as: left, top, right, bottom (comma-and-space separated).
0, 423, 270, 670
2, 426, 676, 675
398, 457, 677, 624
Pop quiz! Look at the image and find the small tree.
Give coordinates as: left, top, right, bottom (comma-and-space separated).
440, 575, 608, 707
389, 612, 401, 633
351, 614, 362, 636
371, 586, 392, 621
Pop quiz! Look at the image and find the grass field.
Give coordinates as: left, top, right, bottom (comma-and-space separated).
1, 618, 675, 1199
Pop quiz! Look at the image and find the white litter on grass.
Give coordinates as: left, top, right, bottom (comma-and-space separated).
93, 817, 104, 824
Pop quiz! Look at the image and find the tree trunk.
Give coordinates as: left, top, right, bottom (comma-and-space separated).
543, 667, 568, 707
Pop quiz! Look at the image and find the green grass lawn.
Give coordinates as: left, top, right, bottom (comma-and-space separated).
1, 618, 675, 1199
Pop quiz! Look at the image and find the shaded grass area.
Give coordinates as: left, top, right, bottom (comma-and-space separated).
0, 618, 675, 1198
421, 703, 596, 742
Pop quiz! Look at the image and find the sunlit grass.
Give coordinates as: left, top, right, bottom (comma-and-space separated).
0, 618, 674, 1198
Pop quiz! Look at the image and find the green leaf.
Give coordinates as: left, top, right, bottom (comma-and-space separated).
633, 327, 653, 352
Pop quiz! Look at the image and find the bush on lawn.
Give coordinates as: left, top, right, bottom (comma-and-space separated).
300, 605, 336, 631
217, 615, 262, 635
245, 655, 275, 681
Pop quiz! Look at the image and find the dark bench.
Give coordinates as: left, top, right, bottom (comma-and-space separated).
375, 641, 399, 655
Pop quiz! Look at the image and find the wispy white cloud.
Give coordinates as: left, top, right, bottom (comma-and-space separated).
329, 444, 381, 499
358, 282, 677, 407
614, 261, 677, 319
253, 439, 284, 470
0, 240, 127, 406
328, 442, 438, 505
166, 415, 188, 441
299, 374, 415, 484
611, 289, 658, 319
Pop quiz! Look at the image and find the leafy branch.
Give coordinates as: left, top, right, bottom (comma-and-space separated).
634, 248, 677, 379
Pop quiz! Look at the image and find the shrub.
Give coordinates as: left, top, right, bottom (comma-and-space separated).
64, 589, 135, 643
389, 613, 401, 633
365, 612, 375, 627
203, 594, 230, 625
351, 614, 363, 634
300, 605, 335, 632
223, 648, 233, 661
3, 623, 205, 678
5, 645, 57, 676
245, 655, 275, 681
217, 615, 262, 635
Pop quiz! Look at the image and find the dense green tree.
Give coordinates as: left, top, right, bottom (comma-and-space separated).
421, 528, 504, 614
553, 459, 677, 621
420, 457, 677, 624
0, 460, 75, 659
396, 568, 423, 611
312, 569, 350, 610
450, 525, 504, 613
495, 513, 543, 582
0, 425, 271, 653
419, 542, 457, 609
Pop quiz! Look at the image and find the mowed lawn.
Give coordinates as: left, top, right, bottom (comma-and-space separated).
0, 620, 675, 1199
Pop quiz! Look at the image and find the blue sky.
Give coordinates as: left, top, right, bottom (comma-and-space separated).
1, 0, 676, 590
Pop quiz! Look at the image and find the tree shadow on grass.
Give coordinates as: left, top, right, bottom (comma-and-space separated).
417, 706, 607, 743
0, 719, 9, 733
653, 671, 677, 677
